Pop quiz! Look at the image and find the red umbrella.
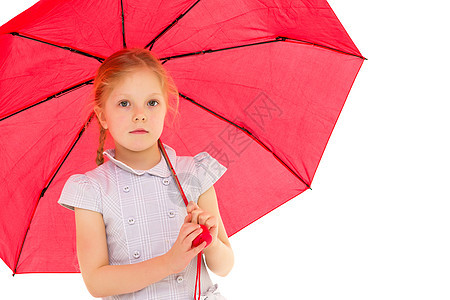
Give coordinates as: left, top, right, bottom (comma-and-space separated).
0, 0, 365, 275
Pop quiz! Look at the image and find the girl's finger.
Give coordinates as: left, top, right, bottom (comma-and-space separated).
190, 209, 202, 224
199, 213, 216, 226
203, 216, 217, 230
184, 213, 192, 224
186, 201, 199, 213
186, 224, 203, 242
185, 226, 203, 242
180, 222, 200, 238
203, 215, 217, 229
197, 212, 207, 225
189, 241, 207, 256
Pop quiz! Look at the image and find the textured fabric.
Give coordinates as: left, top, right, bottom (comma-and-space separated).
58, 143, 227, 300
199, 284, 227, 300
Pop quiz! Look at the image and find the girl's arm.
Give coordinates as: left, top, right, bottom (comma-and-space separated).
74, 207, 204, 298
89, 255, 171, 298
197, 186, 234, 277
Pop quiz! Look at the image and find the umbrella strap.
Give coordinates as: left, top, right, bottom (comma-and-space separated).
194, 253, 202, 300
158, 138, 203, 300
158, 138, 189, 206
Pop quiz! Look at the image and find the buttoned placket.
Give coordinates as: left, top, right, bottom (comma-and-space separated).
116, 172, 182, 266
104, 145, 207, 293
160, 175, 189, 287
120, 182, 143, 262
124, 188, 141, 262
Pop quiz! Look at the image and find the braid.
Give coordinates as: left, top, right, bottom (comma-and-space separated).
96, 126, 107, 166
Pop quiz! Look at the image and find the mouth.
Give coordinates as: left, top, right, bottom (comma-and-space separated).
130, 129, 149, 134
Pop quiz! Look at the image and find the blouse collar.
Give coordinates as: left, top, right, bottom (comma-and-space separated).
103, 143, 176, 177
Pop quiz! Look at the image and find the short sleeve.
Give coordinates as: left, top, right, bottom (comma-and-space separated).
57, 174, 103, 214
194, 152, 227, 196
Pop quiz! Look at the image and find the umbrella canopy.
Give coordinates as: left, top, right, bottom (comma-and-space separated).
0, 0, 365, 275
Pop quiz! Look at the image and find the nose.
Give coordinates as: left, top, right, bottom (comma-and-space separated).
134, 114, 146, 122
133, 108, 147, 122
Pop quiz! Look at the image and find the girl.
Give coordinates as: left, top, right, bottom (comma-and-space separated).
58, 48, 233, 300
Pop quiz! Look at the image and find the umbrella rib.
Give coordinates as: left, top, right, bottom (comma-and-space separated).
13, 111, 96, 275
120, 0, 127, 49
158, 37, 366, 63
159, 39, 279, 63
0, 79, 94, 122
40, 111, 96, 201
145, 0, 202, 51
8, 32, 105, 63
179, 92, 312, 190
280, 36, 367, 60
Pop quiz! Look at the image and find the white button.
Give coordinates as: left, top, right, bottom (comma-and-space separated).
176, 275, 184, 283
133, 250, 140, 259
128, 217, 135, 225
162, 178, 170, 185
123, 186, 130, 192
168, 210, 175, 218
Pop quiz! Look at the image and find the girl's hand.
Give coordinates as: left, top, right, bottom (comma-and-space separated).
164, 213, 207, 274
186, 201, 219, 250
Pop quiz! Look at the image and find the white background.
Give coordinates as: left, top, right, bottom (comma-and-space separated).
1, 1, 449, 299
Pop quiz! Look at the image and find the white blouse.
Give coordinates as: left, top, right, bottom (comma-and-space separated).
58, 143, 227, 300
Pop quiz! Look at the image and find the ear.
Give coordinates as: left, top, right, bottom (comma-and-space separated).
94, 106, 108, 130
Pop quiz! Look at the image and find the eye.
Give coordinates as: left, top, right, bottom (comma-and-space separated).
119, 100, 129, 107
148, 100, 159, 106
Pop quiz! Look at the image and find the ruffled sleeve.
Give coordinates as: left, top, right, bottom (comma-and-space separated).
193, 152, 227, 196
57, 174, 103, 214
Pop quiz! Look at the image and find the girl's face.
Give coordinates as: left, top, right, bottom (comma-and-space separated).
95, 67, 167, 154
